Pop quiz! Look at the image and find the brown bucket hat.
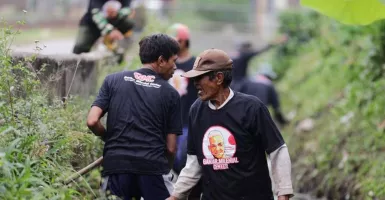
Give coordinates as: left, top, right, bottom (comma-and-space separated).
182, 48, 233, 78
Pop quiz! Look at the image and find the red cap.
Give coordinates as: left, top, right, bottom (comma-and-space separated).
167, 23, 190, 40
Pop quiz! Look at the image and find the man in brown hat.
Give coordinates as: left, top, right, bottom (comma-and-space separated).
167, 48, 294, 200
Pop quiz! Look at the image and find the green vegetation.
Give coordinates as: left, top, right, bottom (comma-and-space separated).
0, 18, 105, 199
252, 9, 385, 199
0, 12, 168, 199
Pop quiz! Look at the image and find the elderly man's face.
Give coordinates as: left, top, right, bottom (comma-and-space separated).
193, 72, 221, 101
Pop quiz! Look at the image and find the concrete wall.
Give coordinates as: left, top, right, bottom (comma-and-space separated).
11, 51, 117, 102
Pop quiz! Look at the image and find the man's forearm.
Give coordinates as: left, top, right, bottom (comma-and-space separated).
166, 133, 177, 169
257, 43, 274, 54
269, 144, 294, 198
172, 154, 202, 199
166, 151, 175, 169
89, 121, 106, 139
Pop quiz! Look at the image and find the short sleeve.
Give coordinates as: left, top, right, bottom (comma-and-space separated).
255, 104, 285, 154
92, 76, 111, 112
166, 91, 183, 135
187, 106, 197, 155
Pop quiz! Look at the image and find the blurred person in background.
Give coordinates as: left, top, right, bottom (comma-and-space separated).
73, 0, 135, 63
230, 35, 288, 91
235, 62, 289, 127
166, 23, 202, 200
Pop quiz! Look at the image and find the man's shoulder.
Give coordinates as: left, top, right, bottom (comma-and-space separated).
104, 71, 124, 80
233, 91, 264, 109
189, 98, 205, 113
105, 70, 132, 80
162, 80, 179, 94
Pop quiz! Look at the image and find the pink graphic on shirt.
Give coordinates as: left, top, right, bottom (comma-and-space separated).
202, 126, 239, 170
134, 72, 156, 82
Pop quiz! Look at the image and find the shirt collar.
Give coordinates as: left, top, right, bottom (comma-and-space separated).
208, 89, 234, 110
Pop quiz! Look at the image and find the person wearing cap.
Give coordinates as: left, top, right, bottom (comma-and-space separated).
87, 33, 182, 199
237, 62, 288, 126
167, 48, 294, 200
166, 23, 202, 199
73, 0, 135, 62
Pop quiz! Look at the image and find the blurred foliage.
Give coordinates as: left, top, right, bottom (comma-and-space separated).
174, 0, 252, 31
271, 9, 322, 79
194, 1, 250, 24
266, 8, 385, 199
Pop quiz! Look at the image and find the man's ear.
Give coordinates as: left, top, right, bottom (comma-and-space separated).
216, 72, 224, 85
158, 56, 166, 67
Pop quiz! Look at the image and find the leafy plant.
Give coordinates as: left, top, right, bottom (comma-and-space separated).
0, 17, 103, 199
301, 0, 385, 25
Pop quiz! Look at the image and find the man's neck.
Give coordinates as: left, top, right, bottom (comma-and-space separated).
142, 63, 159, 73
210, 88, 230, 108
177, 49, 191, 63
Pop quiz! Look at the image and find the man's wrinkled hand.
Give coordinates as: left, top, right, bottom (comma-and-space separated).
165, 196, 178, 200
108, 29, 124, 41
278, 195, 290, 200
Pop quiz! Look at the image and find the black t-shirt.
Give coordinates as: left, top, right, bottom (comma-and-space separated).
80, 0, 131, 27
92, 68, 182, 176
187, 92, 284, 200
168, 56, 198, 126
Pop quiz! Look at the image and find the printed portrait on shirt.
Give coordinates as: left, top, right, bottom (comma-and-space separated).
168, 69, 189, 96
202, 126, 239, 170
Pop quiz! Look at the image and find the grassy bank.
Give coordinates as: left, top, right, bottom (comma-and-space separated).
251, 9, 385, 200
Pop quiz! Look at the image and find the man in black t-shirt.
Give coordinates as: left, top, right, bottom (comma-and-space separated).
168, 49, 294, 200
166, 23, 202, 199
87, 33, 182, 200
73, 0, 135, 60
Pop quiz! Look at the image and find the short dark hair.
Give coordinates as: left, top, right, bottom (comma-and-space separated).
139, 33, 180, 64
208, 69, 232, 88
